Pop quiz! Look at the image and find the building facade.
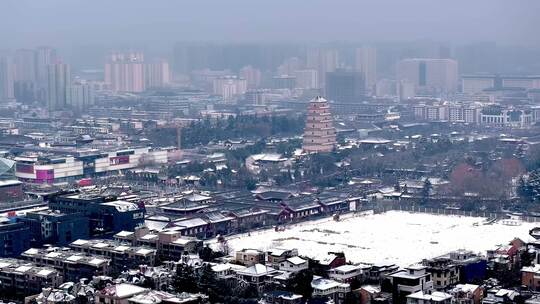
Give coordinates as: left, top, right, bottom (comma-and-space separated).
397, 59, 458, 95
0, 55, 15, 102
355, 46, 377, 94
325, 71, 365, 103
105, 52, 145, 93
144, 59, 170, 89
46, 63, 71, 111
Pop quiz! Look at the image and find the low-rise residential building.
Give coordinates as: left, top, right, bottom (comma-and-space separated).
114, 227, 203, 261
521, 264, 540, 291
388, 265, 434, 304
70, 238, 156, 269
235, 248, 266, 267
118, 265, 175, 292
355, 285, 392, 304
94, 283, 147, 304
406, 291, 452, 304
328, 264, 371, 283
423, 257, 460, 290
487, 239, 525, 272
235, 264, 278, 293
311, 277, 351, 304
21, 247, 110, 281
0, 258, 63, 298
211, 263, 246, 279
481, 288, 520, 304
314, 252, 347, 272
279, 256, 309, 273
369, 263, 400, 282
438, 250, 487, 283
266, 248, 299, 269
449, 284, 483, 304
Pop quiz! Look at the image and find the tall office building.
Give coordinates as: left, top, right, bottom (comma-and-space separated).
307, 48, 339, 89
239, 65, 262, 89
105, 52, 145, 92
325, 70, 365, 103
244, 90, 266, 105
0, 56, 15, 102
277, 57, 302, 76
35, 47, 57, 102
68, 80, 95, 113
47, 63, 71, 111
303, 96, 336, 153
397, 80, 415, 101
14, 49, 37, 103
294, 69, 318, 90
355, 46, 377, 94
145, 59, 170, 89
14, 49, 37, 83
14, 81, 35, 104
272, 75, 296, 90
396, 58, 458, 95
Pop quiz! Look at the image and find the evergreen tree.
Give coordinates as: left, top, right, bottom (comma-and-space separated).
286, 269, 314, 299
394, 181, 401, 192
197, 264, 217, 296
421, 179, 432, 204
517, 176, 532, 202
173, 264, 198, 293
529, 170, 540, 201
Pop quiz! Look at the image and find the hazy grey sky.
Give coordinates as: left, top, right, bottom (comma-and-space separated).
1, 0, 539, 48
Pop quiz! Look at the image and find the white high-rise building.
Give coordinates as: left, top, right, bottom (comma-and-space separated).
35, 47, 57, 101
68, 81, 95, 113
105, 52, 145, 92
277, 57, 302, 76
307, 48, 338, 89
145, 59, 170, 89
14, 49, 37, 83
0, 56, 15, 102
397, 80, 415, 101
239, 65, 261, 89
213, 76, 247, 102
355, 46, 377, 94
47, 63, 70, 111
294, 69, 318, 90
397, 58, 458, 95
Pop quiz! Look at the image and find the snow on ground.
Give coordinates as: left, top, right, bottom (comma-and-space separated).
214, 211, 538, 266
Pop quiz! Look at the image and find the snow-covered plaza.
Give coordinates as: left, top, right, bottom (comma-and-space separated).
217, 211, 538, 266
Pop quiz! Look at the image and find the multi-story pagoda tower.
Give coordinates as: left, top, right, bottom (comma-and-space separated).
302, 96, 336, 153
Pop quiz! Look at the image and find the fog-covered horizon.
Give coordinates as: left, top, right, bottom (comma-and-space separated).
2, 0, 540, 49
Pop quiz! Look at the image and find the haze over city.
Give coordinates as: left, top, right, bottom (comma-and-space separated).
0, 1, 540, 304
2, 0, 540, 45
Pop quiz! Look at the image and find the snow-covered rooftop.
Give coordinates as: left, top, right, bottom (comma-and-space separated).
101, 200, 139, 212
